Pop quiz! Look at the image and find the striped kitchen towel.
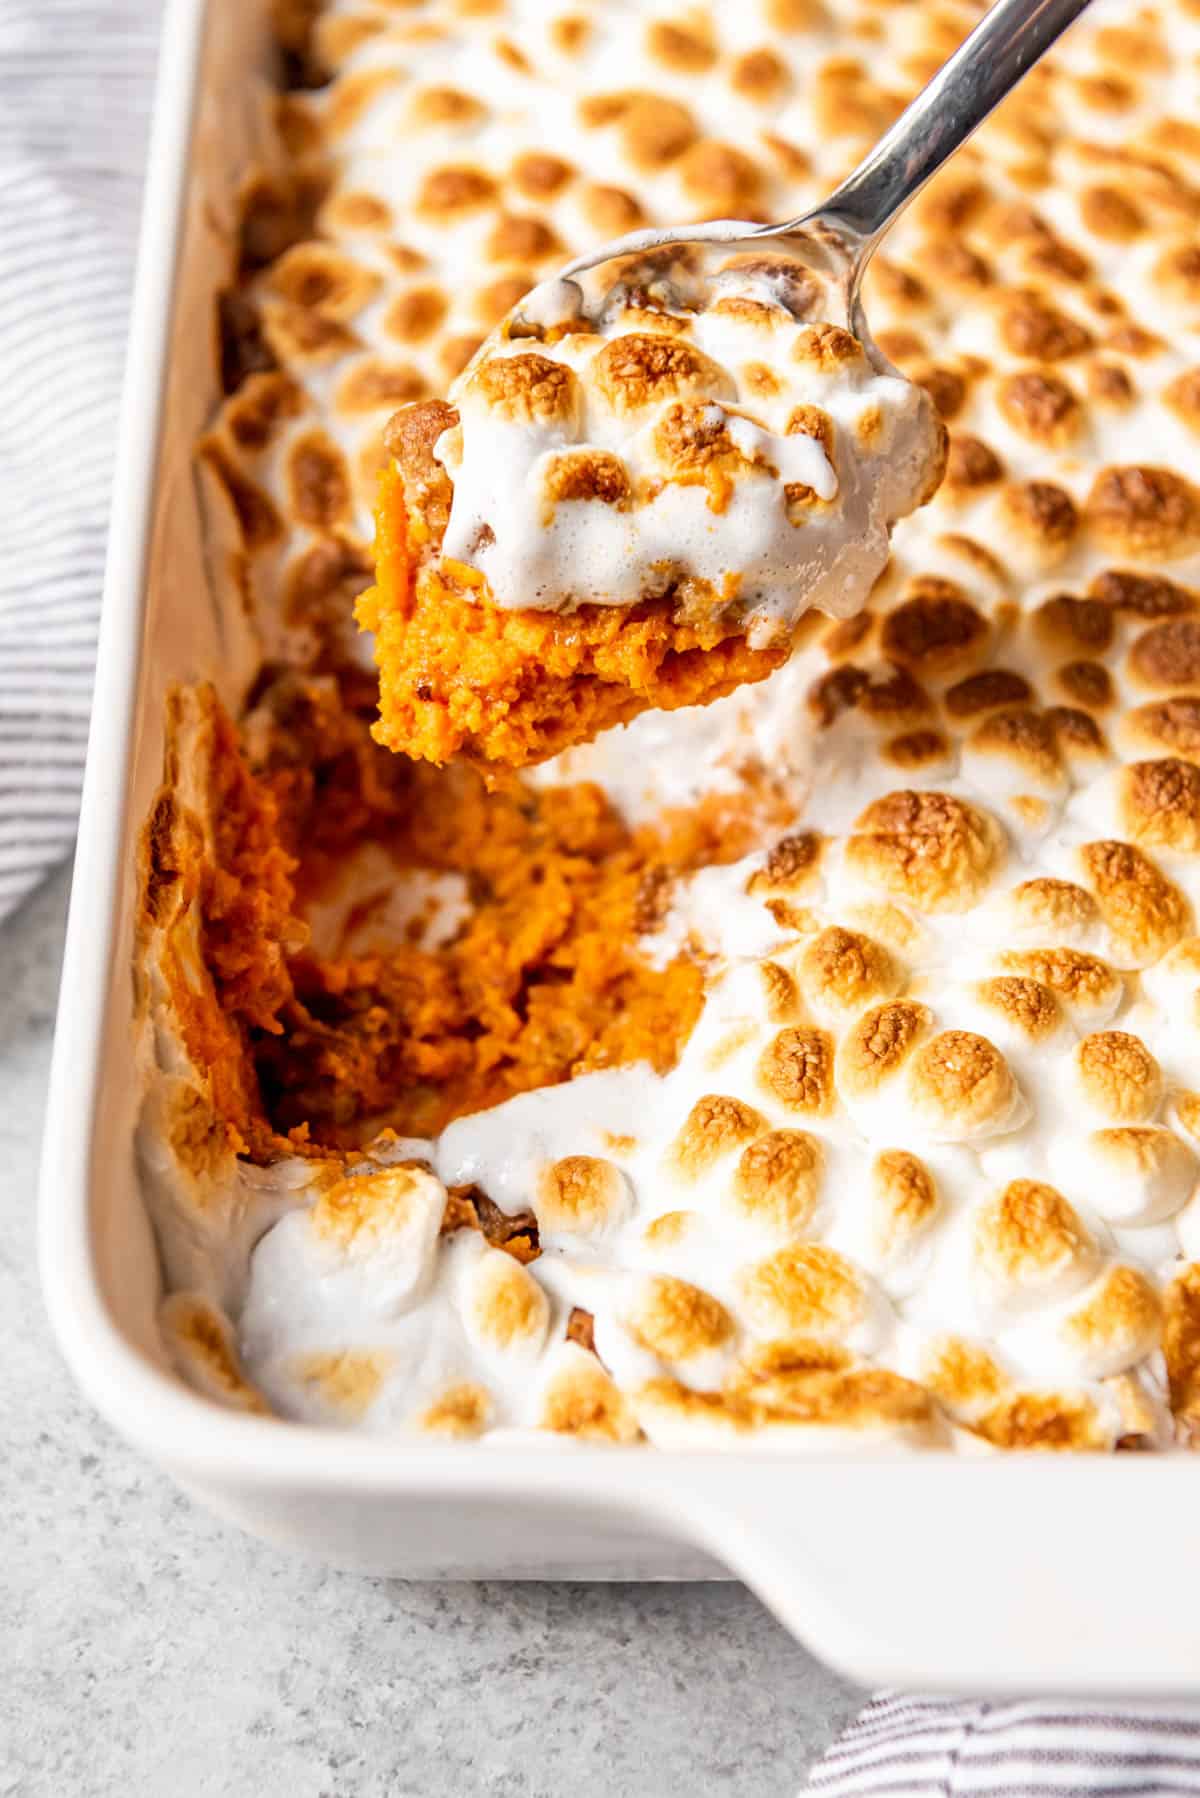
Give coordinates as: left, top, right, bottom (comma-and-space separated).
0, 0, 159, 920
807, 1694, 1200, 1794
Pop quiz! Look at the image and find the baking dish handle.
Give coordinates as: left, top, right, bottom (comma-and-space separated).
651, 1457, 1200, 1693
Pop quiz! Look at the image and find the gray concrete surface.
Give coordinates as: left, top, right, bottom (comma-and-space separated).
3, 866, 862, 1797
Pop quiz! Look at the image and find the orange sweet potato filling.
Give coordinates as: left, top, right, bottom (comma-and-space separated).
139, 693, 296, 1159
147, 678, 796, 1154
358, 462, 790, 769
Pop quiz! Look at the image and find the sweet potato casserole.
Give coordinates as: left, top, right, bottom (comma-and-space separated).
138, 0, 1200, 1453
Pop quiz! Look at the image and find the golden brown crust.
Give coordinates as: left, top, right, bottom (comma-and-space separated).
846, 789, 1004, 912
289, 1349, 394, 1420
836, 1000, 932, 1099
738, 1244, 867, 1339
1125, 696, 1200, 760
420, 1383, 493, 1438
799, 926, 898, 1016
880, 587, 989, 675
974, 976, 1062, 1040
1164, 1265, 1200, 1441
626, 1274, 734, 1361
1130, 619, 1200, 690
973, 1178, 1097, 1299
671, 1094, 765, 1175
469, 351, 581, 425
535, 1155, 626, 1235
869, 1149, 939, 1256
998, 289, 1093, 361
591, 334, 734, 415
974, 1391, 1108, 1452
756, 1026, 835, 1115
907, 1030, 1018, 1138
968, 706, 1063, 787
463, 1250, 549, 1351
1074, 1031, 1162, 1121
1078, 838, 1191, 963
541, 1353, 642, 1442
1087, 467, 1200, 560
999, 480, 1079, 561
731, 1130, 823, 1236
1120, 758, 1200, 853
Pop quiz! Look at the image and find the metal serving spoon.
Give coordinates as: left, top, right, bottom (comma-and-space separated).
519, 0, 1094, 340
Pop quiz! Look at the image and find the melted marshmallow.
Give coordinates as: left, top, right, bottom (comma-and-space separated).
433, 239, 944, 636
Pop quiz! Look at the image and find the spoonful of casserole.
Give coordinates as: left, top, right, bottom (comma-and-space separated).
358, 0, 1092, 770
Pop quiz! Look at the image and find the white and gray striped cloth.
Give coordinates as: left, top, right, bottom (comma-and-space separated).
806, 1696, 1200, 1795
5, 3, 1200, 1790
0, 0, 156, 919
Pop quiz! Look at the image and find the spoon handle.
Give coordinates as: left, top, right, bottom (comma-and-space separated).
796, 0, 1094, 258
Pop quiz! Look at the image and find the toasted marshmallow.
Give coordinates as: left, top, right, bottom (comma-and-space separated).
726, 1335, 853, 1404
737, 1244, 889, 1353
918, 1333, 1013, 1426
631, 1378, 761, 1450
795, 924, 901, 1024
755, 1026, 836, 1116
159, 1293, 268, 1414
985, 878, 1105, 950
958, 976, 1070, 1061
668, 1093, 765, 1177
637, 1207, 714, 1266
754, 959, 805, 1025
1010, 1264, 1163, 1383
537, 1342, 642, 1444
534, 1154, 631, 1239
971, 1386, 1120, 1452
1173, 1092, 1200, 1151
1123, 696, 1200, 766
428, 240, 944, 632
459, 1247, 551, 1363
961, 707, 1068, 809
1104, 1372, 1173, 1451
995, 947, 1123, 1026
862, 1148, 943, 1286
1119, 759, 1200, 856
1127, 618, 1200, 698
1142, 937, 1200, 1038
1164, 1265, 1200, 1441
254, 1167, 446, 1324
843, 789, 1006, 913
835, 998, 933, 1117
728, 1340, 941, 1445
283, 1348, 397, 1423
1075, 839, 1191, 969
622, 1272, 737, 1376
904, 1030, 1027, 1144
417, 1381, 494, 1439
1089, 466, 1200, 565
1175, 1187, 1200, 1262
467, 350, 584, 429
1053, 1127, 1198, 1227
724, 1127, 824, 1244
971, 1179, 1100, 1319
632, 1361, 939, 1452
1066, 1031, 1163, 1124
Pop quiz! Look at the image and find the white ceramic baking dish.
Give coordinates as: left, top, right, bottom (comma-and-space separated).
38, 0, 1200, 1693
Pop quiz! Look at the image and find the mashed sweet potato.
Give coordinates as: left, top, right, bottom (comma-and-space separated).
146, 678, 747, 1151
359, 452, 790, 770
